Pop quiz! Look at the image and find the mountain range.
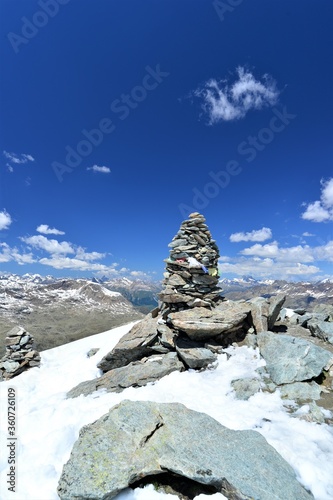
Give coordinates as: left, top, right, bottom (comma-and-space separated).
1, 272, 332, 355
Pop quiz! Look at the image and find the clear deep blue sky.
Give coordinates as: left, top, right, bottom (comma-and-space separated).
0, 0, 332, 281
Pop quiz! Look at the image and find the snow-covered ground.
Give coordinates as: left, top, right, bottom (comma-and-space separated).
0, 322, 333, 500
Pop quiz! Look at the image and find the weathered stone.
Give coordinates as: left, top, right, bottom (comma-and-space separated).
279, 381, 322, 401
86, 348, 99, 358
5, 336, 22, 346
308, 320, 333, 344
168, 305, 249, 341
247, 297, 269, 333
175, 337, 217, 369
231, 378, 261, 400
156, 323, 175, 349
67, 353, 184, 398
97, 314, 159, 372
1, 360, 20, 372
267, 294, 286, 330
257, 331, 333, 385
57, 400, 312, 500
6, 326, 25, 337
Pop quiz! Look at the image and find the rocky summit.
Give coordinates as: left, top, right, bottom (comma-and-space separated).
159, 212, 223, 312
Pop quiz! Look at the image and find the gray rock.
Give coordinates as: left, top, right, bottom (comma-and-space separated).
97, 314, 159, 372
231, 378, 261, 400
257, 331, 333, 385
1, 360, 20, 372
308, 320, 333, 344
67, 352, 184, 398
86, 348, 99, 358
297, 402, 327, 424
267, 294, 286, 330
176, 344, 217, 369
57, 400, 312, 500
279, 381, 322, 401
6, 325, 25, 337
247, 297, 269, 332
168, 302, 249, 341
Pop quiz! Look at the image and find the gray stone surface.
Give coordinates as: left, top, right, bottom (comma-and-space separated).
231, 378, 262, 400
168, 302, 249, 341
279, 381, 322, 401
267, 294, 286, 330
176, 344, 217, 369
247, 297, 269, 332
67, 352, 184, 398
308, 320, 333, 344
257, 331, 333, 385
57, 400, 313, 500
97, 314, 159, 372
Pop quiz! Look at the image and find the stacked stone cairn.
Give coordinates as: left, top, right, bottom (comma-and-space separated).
159, 212, 223, 315
0, 326, 41, 380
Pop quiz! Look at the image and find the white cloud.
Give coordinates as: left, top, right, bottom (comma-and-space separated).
240, 241, 315, 263
75, 247, 106, 261
39, 256, 111, 272
0, 210, 12, 230
219, 257, 320, 280
0, 243, 35, 265
87, 165, 111, 174
36, 224, 65, 235
301, 178, 333, 222
21, 235, 75, 255
7, 164, 14, 173
230, 227, 272, 243
219, 239, 333, 280
3, 150, 35, 164
194, 66, 279, 123
302, 232, 315, 237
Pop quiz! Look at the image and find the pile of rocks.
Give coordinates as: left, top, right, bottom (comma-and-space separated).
0, 326, 41, 380
159, 212, 223, 313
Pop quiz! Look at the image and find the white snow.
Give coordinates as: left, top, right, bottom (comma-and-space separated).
0, 323, 333, 500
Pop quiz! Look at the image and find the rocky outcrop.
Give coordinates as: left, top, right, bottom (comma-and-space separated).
257, 331, 333, 385
57, 400, 313, 500
0, 326, 40, 380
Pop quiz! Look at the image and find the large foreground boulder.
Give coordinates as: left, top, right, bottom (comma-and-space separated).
58, 400, 313, 500
257, 331, 333, 385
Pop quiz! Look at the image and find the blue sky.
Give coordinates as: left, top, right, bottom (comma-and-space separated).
0, 0, 332, 281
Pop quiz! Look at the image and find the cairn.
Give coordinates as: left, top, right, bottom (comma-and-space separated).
159, 212, 223, 315
0, 326, 41, 380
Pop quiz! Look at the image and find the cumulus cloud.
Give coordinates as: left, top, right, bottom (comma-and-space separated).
75, 247, 106, 261
3, 150, 35, 164
219, 239, 333, 280
230, 227, 272, 243
219, 257, 320, 280
87, 165, 111, 174
39, 256, 112, 272
0, 210, 12, 230
36, 224, 65, 235
194, 66, 279, 123
21, 235, 75, 255
302, 178, 333, 222
0, 243, 35, 265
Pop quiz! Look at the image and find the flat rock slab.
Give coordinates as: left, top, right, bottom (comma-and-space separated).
97, 314, 159, 372
168, 302, 250, 341
67, 352, 184, 398
58, 400, 313, 500
308, 320, 333, 344
257, 331, 333, 385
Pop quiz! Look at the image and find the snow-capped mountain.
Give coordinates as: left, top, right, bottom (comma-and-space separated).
220, 277, 333, 309
0, 274, 143, 356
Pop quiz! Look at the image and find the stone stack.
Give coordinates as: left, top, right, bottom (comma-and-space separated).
0, 326, 41, 380
159, 212, 223, 313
